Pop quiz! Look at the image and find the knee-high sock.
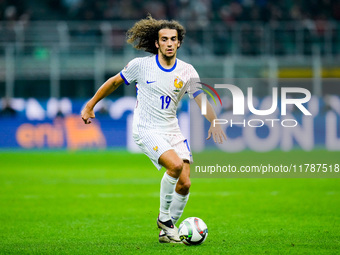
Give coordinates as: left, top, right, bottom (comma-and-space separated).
170, 192, 189, 225
159, 172, 178, 222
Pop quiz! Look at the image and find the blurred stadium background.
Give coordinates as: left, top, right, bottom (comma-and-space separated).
0, 0, 339, 151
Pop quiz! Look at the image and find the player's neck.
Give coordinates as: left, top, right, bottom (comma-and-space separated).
157, 53, 176, 69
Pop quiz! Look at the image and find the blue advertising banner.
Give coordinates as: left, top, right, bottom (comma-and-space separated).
0, 97, 339, 151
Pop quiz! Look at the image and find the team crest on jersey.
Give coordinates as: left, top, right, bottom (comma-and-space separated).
153, 146, 159, 152
173, 76, 184, 93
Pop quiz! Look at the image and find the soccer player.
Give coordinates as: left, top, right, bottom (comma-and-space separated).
81, 15, 226, 243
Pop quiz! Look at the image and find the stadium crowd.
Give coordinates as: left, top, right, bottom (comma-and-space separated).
1, 0, 339, 23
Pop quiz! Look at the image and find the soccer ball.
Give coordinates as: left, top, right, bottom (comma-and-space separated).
178, 217, 208, 245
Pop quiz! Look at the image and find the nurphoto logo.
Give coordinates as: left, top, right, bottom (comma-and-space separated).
198, 83, 312, 128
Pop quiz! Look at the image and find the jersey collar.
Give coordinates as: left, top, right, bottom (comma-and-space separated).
155, 54, 177, 72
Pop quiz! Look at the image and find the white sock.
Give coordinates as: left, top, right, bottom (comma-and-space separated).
170, 192, 189, 225
159, 172, 178, 222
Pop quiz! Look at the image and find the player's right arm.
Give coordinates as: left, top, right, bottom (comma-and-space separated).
81, 73, 124, 124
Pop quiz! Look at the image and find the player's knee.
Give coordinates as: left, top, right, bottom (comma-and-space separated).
167, 160, 183, 178
172, 160, 183, 173
178, 179, 191, 194
182, 179, 191, 191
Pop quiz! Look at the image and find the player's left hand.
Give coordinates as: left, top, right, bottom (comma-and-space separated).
81, 105, 95, 124
206, 123, 227, 144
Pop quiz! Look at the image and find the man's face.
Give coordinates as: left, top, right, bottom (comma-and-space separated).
156, 28, 180, 59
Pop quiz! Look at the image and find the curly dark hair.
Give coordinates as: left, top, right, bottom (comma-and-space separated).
126, 15, 186, 54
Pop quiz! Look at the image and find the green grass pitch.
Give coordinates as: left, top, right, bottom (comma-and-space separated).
0, 150, 339, 254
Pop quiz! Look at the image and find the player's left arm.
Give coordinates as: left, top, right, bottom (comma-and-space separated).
194, 93, 227, 144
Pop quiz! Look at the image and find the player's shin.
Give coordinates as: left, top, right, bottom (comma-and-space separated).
170, 192, 189, 225
159, 172, 178, 222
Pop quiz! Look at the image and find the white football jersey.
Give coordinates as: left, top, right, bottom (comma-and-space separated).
120, 54, 202, 134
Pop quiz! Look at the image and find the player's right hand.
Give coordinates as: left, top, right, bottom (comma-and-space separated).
81, 106, 95, 124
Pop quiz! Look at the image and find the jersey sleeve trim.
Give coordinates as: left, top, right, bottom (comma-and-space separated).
155, 54, 177, 72
120, 71, 130, 85
193, 90, 203, 98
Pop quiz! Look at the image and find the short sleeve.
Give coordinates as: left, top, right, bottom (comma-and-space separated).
186, 65, 203, 99
120, 58, 140, 85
